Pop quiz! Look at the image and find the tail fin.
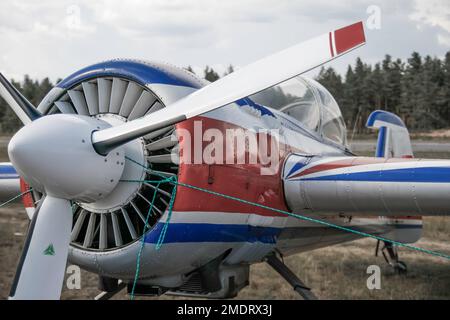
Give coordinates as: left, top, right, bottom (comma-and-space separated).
366, 110, 413, 158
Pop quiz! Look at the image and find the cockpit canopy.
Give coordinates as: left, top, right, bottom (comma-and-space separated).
250, 76, 347, 146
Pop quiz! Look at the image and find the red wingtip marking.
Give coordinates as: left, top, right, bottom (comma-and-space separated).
334, 21, 365, 55
329, 32, 335, 57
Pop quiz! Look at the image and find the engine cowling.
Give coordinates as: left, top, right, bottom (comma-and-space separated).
18, 60, 207, 285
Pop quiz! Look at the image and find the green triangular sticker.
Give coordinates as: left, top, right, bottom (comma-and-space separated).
43, 244, 55, 256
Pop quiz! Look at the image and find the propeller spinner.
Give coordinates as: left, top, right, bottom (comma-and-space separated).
8, 114, 124, 299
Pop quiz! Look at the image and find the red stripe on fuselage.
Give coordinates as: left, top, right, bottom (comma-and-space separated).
290, 160, 353, 179
289, 156, 421, 179
290, 157, 382, 179
173, 116, 292, 217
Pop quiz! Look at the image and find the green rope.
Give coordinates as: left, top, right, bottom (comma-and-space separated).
0, 189, 33, 208
155, 176, 177, 250
128, 174, 178, 300
174, 181, 450, 260
130, 179, 164, 300
123, 156, 450, 261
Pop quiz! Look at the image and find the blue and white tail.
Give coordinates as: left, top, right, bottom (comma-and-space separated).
366, 110, 413, 158
366, 110, 421, 243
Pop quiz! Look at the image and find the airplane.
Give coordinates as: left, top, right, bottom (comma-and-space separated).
0, 21, 448, 300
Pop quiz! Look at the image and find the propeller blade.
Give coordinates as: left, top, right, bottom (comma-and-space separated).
9, 196, 72, 300
92, 21, 365, 154
0, 73, 42, 124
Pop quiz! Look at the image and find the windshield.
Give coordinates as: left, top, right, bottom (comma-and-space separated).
308, 78, 347, 146
249, 76, 347, 147
250, 77, 320, 132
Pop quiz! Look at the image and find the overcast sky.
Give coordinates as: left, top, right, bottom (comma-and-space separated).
0, 0, 449, 82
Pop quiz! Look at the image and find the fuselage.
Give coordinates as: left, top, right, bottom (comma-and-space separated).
166, 96, 422, 259
64, 99, 419, 286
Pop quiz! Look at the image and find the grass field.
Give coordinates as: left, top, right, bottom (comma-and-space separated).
0, 139, 449, 300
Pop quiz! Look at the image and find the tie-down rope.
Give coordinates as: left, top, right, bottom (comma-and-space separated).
123, 156, 450, 261
124, 155, 449, 299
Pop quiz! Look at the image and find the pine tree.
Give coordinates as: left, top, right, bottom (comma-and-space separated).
402, 52, 424, 129
316, 67, 344, 103
223, 65, 234, 76
203, 66, 220, 82
367, 63, 383, 110
185, 66, 195, 74
343, 65, 357, 128
381, 55, 404, 115
0, 76, 55, 133
422, 55, 446, 128
347, 58, 371, 132
440, 52, 450, 124
1, 78, 24, 133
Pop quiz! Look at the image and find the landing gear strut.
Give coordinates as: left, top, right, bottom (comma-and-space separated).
375, 240, 407, 275
95, 278, 126, 300
266, 253, 317, 300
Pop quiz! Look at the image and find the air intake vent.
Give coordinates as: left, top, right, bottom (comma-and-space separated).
34, 76, 179, 251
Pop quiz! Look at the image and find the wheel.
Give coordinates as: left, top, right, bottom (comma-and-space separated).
395, 261, 407, 275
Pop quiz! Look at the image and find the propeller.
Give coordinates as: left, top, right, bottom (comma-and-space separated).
2, 21, 365, 299
92, 21, 365, 155
0, 73, 42, 124
9, 196, 72, 299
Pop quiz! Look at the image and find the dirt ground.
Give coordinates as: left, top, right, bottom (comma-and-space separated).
412, 129, 450, 139
0, 141, 449, 300
0, 203, 449, 300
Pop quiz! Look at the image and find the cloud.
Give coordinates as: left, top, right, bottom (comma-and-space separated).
409, 0, 450, 48
438, 34, 450, 47
0, 0, 448, 82
410, 0, 450, 32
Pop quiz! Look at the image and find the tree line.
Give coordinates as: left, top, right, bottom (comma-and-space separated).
317, 52, 450, 133
1, 52, 448, 134
0, 76, 55, 133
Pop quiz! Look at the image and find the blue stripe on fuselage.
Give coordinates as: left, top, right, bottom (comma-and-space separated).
295, 167, 450, 183
143, 222, 422, 244
235, 98, 276, 118
286, 161, 307, 178
145, 222, 281, 244
0, 164, 18, 179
